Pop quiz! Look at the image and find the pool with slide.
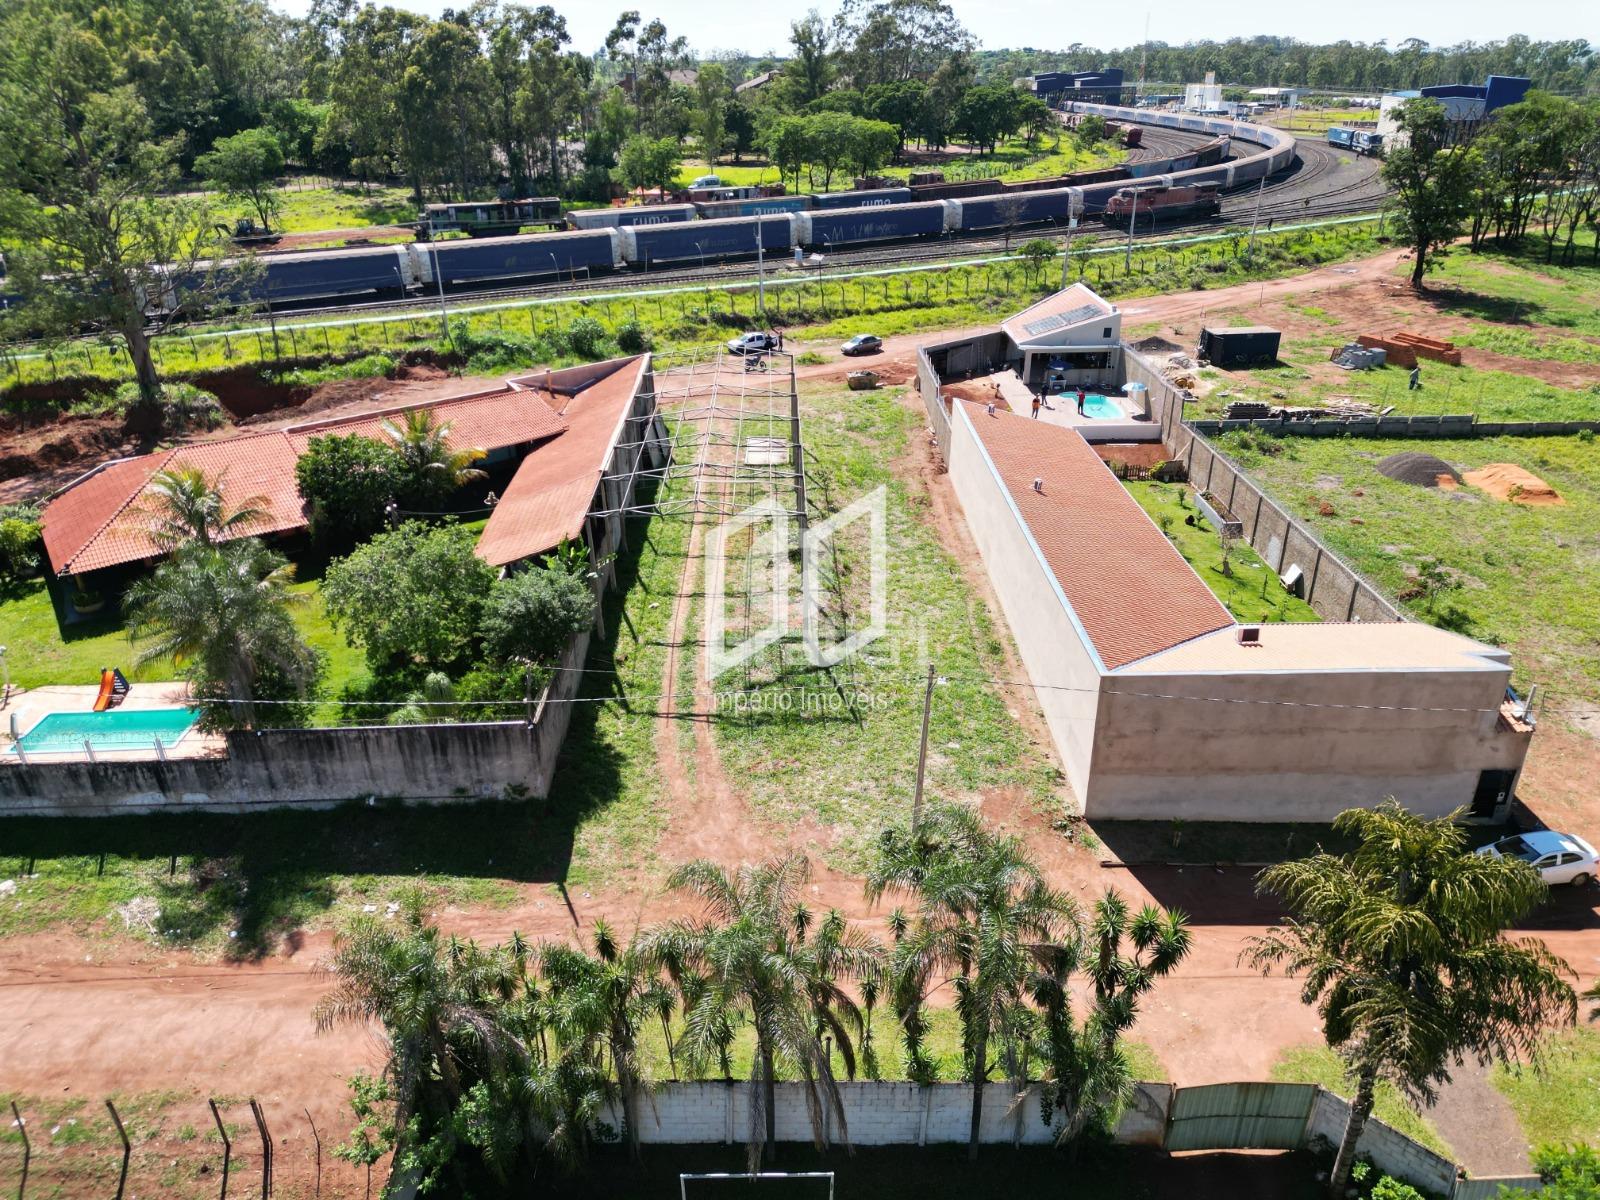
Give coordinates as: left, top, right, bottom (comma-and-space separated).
10, 707, 200, 756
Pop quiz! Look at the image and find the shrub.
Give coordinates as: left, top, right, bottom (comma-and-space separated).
479, 561, 595, 666
280, 353, 397, 388
564, 315, 609, 360
116, 381, 224, 432
0, 504, 41, 580
294, 433, 405, 547
615, 319, 652, 355
454, 661, 544, 722
323, 522, 497, 674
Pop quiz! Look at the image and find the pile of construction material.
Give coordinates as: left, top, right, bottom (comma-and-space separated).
1224, 397, 1379, 421
1356, 332, 1463, 369
1377, 451, 1462, 488
1331, 343, 1388, 370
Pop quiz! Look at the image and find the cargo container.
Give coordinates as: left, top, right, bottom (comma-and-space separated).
1327, 126, 1356, 149
693, 195, 814, 220
418, 229, 621, 286
812, 186, 914, 210
1353, 131, 1383, 156
950, 188, 1074, 231
1199, 325, 1281, 367
567, 204, 697, 230
261, 245, 415, 303
796, 201, 950, 247
1124, 126, 1143, 147
620, 214, 794, 266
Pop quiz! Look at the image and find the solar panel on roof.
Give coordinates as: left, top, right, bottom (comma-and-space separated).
1022, 303, 1101, 337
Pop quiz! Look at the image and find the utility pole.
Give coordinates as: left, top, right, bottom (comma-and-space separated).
1124, 190, 1139, 272
1246, 173, 1268, 258
1060, 214, 1078, 292
911, 662, 935, 834
431, 242, 453, 350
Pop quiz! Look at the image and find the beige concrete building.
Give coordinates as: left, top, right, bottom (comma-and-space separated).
930, 296, 1532, 823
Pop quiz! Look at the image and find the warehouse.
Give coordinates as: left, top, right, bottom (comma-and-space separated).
917, 290, 1533, 822
1377, 75, 1530, 144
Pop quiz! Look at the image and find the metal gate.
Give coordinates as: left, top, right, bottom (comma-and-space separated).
1163, 1082, 1317, 1152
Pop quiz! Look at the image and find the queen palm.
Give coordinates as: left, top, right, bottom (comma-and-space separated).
867, 803, 1079, 1161
644, 854, 882, 1169
537, 918, 674, 1159
1245, 801, 1577, 1196
381, 407, 488, 504
124, 539, 317, 726
142, 464, 269, 551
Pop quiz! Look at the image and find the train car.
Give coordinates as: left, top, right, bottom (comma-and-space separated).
1353, 131, 1383, 156
908, 177, 1000, 202
619, 214, 794, 267
418, 198, 563, 238
684, 184, 772, 203
1101, 182, 1220, 228
566, 204, 697, 230
693, 194, 814, 220
1003, 167, 1126, 195
257, 245, 418, 304
1327, 127, 1356, 150
1124, 126, 1143, 148
949, 188, 1076, 232
811, 186, 913, 210
414, 229, 622, 286
796, 201, 951, 248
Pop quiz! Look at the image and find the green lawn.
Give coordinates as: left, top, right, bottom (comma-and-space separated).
702, 384, 1064, 871
214, 181, 416, 234
1491, 1026, 1600, 1149
1271, 1044, 1455, 1158
1424, 244, 1600, 338
1225, 433, 1600, 702
1122, 480, 1321, 625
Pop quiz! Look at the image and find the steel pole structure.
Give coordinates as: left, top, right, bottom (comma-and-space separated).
755, 227, 766, 322
1060, 215, 1078, 292
431, 243, 452, 349
911, 661, 936, 834
1124, 191, 1139, 272
1246, 173, 1268, 258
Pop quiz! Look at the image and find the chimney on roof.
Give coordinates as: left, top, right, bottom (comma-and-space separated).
1032, 477, 1044, 493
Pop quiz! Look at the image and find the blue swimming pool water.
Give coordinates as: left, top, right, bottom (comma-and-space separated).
11, 708, 200, 755
1057, 393, 1123, 420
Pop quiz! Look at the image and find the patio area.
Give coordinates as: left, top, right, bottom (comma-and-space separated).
2, 682, 224, 764
963, 369, 1161, 442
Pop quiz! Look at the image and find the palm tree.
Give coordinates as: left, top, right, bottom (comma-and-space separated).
644, 854, 882, 1169
124, 539, 317, 726
537, 918, 674, 1159
314, 894, 528, 1191
1245, 801, 1578, 1196
867, 804, 1080, 1161
381, 408, 488, 504
141, 464, 269, 551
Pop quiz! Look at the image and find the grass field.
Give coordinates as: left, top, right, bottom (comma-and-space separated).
1491, 1026, 1600, 1149
702, 385, 1063, 870
1223, 433, 1600, 703
1270, 1044, 1454, 1158
1426, 244, 1600, 337
214, 181, 415, 233
1122, 480, 1320, 624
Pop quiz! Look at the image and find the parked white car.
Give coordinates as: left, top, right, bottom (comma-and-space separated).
726, 331, 779, 356
1476, 830, 1599, 887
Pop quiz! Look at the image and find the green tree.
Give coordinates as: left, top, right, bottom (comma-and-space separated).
1018, 238, 1058, 280
1381, 97, 1483, 289
1017, 94, 1055, 145
197, 126, 285, 232
693, 61, 732, 165
645, 855, 882, 1168
323, 522, 497, 675
779, 11, 835, 108
836, 0, 974, 89
1245, 801, 1578, 1196
844, 118, 898, 180
867, 804, 1079, 1161
380, 408, 489, 508
139, 465, 268, 553
759, 116, 812, 194
612, 133, 681, 195
480, 560, 595, 665
293, 434, 405, 548
332, 1073, 396, 1200
0, 6, 234, 415
1497, 1143, 1600, 1200
954, 84, 1023, 154
0, 505, 42, 582
864, 80, 928, 158
125, 539, 319, 729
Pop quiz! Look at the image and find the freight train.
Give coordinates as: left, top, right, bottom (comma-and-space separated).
11, 107, 1300, 323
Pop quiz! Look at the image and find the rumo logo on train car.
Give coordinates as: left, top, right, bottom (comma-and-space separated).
704, 487, 888, 680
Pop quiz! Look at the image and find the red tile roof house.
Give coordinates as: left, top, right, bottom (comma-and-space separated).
920, 292, 1533, 823
40, 355, 666, 624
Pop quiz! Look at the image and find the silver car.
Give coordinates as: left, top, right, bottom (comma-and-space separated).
1476, 830, 1599, 887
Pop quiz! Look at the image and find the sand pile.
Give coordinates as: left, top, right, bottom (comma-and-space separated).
1377, 451, 1461, 488
1463, 463, 1564, 505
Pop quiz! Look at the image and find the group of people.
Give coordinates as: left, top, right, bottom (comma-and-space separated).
1029, 385, 1090, 420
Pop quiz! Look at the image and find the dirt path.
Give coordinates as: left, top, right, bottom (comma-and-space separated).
1424, 1060, 1532, 1176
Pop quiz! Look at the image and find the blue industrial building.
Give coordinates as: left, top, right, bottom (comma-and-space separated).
1029, 69, 1131, 105
1378, 75, 1531, 143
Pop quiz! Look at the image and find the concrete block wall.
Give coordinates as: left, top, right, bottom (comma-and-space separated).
1306, 1088, 1457, 1196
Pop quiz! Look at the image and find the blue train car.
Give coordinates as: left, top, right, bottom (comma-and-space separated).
1353, 131, 1383, 156
796, 202, 948, 248
1327, 127, 1356, 149
693, 195, 814, 220
950, 189, 1074, 231
262, 247, 412, 303
420, 230, 620, 285
619, 214, 794, 266
811, 187, 913, 210
567, 204, 697, 230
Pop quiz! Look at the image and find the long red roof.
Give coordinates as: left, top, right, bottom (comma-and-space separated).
961, 401, 1233, 670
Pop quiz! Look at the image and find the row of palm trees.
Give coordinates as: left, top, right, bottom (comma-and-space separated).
315, 805, 1188, 1193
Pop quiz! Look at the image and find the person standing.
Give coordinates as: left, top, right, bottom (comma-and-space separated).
1076, 385, 1086, 416
1408, 365, 1421, 391
1031, 394, 1041, 419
